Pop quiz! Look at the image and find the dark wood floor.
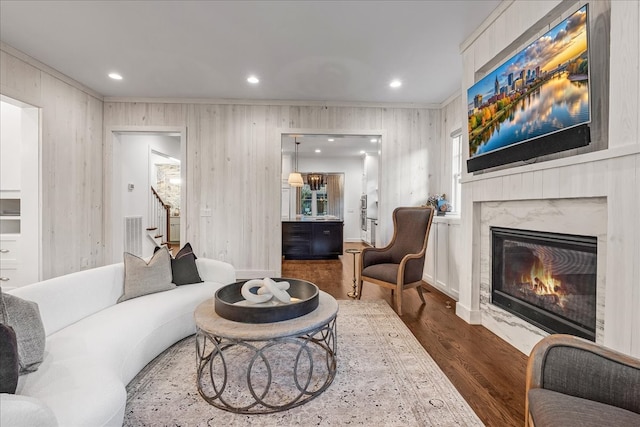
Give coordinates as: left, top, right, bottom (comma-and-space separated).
282, 242, 528, 427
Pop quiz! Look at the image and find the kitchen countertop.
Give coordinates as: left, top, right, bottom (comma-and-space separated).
282, 218, 343, 223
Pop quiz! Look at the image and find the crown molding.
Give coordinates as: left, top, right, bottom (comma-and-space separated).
0, 41, 104, 101
440, 90, 462, 109
102, 96, 440, 110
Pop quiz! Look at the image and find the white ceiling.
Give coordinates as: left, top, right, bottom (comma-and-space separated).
0, 0, 500, 105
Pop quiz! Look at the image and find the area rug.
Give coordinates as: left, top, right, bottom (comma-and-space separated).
124, 300, 484, 426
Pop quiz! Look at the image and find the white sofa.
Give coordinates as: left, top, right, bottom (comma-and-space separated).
0, 258, 235, 427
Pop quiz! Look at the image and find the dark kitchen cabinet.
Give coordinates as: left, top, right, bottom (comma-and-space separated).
282, 221, 343, 259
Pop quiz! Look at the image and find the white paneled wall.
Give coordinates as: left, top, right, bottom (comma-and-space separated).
1, 45, 104, 280
103, 103, 440, 278
458, 0, 640, 357
608, 0, 640, 147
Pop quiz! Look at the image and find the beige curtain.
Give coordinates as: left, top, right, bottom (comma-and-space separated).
295, 186, 301, 214
326, 174, 344, 218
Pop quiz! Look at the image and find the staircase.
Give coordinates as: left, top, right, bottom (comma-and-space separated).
148, 186, 171, 250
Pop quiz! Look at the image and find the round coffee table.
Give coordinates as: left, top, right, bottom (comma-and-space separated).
194, 290, 338, 414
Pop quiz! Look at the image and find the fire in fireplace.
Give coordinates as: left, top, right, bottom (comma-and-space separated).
491, 227, 597, 341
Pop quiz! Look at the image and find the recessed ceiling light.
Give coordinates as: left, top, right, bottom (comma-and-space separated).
328, 138, 334, 142
108, 72, 123, 80
360, 150, 366, 154
247, 75, 259, 84
370, 138, 377, 143
315, 149, 321, 153
389, 79, 402, 88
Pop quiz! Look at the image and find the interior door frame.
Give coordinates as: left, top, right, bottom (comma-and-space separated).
104, 125, 187, 263
276, 127, 386, 267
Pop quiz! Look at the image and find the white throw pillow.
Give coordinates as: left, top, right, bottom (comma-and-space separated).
117, 247, 175, 303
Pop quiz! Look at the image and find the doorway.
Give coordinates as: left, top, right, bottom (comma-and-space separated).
107, 128, 186, 262
0, 95, 41, 287
280, 132, 382, 246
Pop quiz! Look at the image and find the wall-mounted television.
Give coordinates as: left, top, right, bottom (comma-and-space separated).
467, 5, 591, 173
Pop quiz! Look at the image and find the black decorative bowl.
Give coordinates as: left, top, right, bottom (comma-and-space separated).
214, 278, 319, 323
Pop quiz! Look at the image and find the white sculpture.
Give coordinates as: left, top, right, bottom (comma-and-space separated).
241, 278, 291, 304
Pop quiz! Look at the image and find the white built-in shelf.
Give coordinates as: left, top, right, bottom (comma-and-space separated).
0, 198, 21, 234
0, 219, 21, 234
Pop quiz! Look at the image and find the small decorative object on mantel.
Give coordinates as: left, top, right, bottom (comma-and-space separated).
425, 194, 451, 216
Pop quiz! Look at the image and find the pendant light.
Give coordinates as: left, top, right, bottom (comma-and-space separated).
308, 173, 325, 191
287, 137, 304, 187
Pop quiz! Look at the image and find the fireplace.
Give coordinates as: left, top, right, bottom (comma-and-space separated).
491, 227, 597, 341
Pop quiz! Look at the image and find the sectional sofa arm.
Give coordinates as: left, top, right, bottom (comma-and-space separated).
526, 334, 640, 423
0, 394, 58, 427
195, 258, 236, 285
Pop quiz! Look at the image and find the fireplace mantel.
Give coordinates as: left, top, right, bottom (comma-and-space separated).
471, 198, 606, 355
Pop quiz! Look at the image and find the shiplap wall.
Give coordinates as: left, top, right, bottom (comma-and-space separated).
0, 45, 104, 280
103, 103, 440, 277
457, 0, 640, 357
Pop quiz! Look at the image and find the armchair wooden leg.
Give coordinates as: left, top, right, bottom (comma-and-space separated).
395, 285, 403, 315
417, 285, 426, 304
357, 278, 363, 300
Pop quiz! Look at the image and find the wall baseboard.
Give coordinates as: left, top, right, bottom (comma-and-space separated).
455, 303, 482, 324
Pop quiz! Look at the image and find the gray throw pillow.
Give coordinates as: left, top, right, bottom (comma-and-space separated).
0, 289, 46, 374
0, 323, 19, 392
118, 246, 175, 303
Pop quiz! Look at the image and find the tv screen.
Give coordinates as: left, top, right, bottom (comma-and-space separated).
467, 5, 590, 172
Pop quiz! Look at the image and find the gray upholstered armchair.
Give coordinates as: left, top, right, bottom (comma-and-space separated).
526, 334, 640, 427
357, 206, 434, 315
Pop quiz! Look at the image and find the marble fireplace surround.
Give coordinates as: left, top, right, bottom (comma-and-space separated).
478, 198, 606, 355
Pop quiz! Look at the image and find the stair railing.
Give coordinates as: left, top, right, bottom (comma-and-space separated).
150, 186, 171, 245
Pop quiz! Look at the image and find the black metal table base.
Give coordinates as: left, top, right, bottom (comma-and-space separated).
196, 317, 337, 414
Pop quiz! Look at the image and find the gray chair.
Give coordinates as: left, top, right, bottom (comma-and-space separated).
357, 206, 434, 315
526, 334, 640, 427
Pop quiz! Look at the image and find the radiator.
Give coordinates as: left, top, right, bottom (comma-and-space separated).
124, 216, 143, 256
